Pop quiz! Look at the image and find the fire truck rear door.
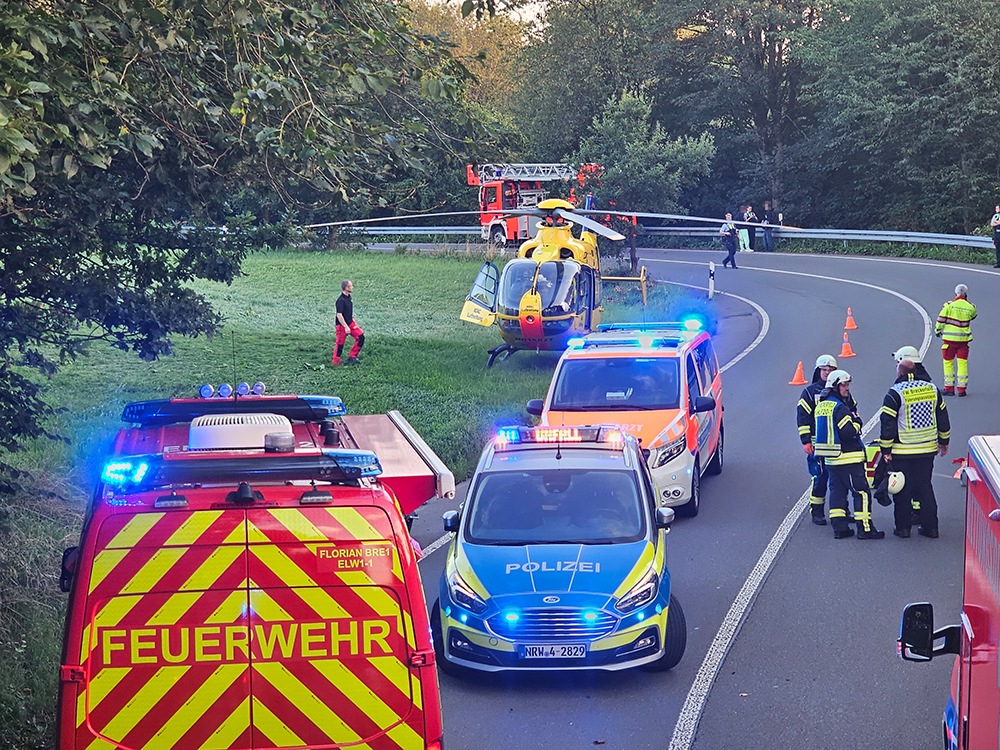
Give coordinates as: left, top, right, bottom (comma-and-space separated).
245, 505, 425, 749
79, 507, 252, 749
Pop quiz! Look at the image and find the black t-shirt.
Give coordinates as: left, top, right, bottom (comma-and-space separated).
336, 293, 353, 326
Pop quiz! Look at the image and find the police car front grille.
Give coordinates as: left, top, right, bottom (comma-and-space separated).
487, 609, 617, 641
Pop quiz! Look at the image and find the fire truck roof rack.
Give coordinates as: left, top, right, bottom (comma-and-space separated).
121, 395, 347, 427
475, 163, 580, 183
100, 449, 382, 491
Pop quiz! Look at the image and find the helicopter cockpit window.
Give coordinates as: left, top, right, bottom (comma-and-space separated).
497, 259, 538, 313
537, 260, 581, 313
550, 357, 681, 411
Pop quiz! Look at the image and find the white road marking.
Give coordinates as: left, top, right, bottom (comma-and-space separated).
643, 257, 932, 750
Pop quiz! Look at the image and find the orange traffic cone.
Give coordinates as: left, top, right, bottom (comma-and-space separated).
844, 307, 858, 330
839, 331, 856, 358
789, 361, 808, 385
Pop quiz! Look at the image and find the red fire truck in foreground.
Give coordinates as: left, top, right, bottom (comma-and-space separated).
466, 163, 594, 247
57, 386, 454, 749
898, 435, 1000, 750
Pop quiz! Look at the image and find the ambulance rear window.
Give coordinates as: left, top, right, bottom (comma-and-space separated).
551, 357, 680, 411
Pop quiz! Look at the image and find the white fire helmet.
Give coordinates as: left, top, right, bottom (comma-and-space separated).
955, 283, 968, 297
892, 345, 922, 364
887, 471, 906, 495
825, 369, 852, 389
815, 354, 837, 369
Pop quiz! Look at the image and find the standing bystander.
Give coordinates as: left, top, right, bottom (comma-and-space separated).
333, 279, 365, 365
880, 353, 950, 538
720, 213, 739, 269
744, 204, 759, 251
935, 284, 977, 396
761, 201, 775, 252
991, 204, 1000, 268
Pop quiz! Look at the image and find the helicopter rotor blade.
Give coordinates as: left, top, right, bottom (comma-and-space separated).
304, 211, 486, 229
554, 209, 626, 241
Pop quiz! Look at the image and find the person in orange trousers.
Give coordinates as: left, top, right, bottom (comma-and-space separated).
333, 279, 365, 365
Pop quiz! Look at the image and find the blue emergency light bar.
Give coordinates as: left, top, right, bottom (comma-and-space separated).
495, 425, 626, 449
99, 448, 381, 491
596, 320, 702, 333
121, 394, 347, 427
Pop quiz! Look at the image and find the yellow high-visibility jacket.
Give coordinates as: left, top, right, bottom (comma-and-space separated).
935, 297, 977, 343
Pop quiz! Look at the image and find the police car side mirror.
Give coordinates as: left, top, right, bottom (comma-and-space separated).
655, 507, 675, 529
693, 396, 716, 413
526, 399, 544, 417
442, 510, 460, 533
59, 546, 79, 593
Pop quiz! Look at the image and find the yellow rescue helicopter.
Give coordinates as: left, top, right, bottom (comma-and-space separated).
459, 199, 648, 367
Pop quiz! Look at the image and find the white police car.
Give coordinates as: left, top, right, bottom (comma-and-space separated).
432, 425, 686, 672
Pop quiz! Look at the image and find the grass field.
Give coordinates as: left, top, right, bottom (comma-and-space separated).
0, 247, 704, 748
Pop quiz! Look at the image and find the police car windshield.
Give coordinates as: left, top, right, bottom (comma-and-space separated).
550, 357, 680, 411
466, 469, 645, 545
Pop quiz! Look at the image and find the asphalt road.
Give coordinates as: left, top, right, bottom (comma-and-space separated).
407, 247, 999, 750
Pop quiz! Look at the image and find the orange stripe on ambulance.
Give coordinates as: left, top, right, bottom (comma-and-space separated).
97, 619, 397, 667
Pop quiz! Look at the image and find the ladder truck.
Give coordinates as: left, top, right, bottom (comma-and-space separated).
466, 163, 587, 247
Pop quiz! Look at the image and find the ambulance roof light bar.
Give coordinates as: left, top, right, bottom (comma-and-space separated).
596, 321, 702, 333
494, 426, 626, 450
122, 394, 347, 427
100, 449, 382, 491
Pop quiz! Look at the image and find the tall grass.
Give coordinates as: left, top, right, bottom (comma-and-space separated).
0, 247, 700, 748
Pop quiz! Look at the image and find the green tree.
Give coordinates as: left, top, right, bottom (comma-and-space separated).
511, 0, 663, 162
796, 0, 1000, 232
0, 0, 470, 488
574, 91, 714, 270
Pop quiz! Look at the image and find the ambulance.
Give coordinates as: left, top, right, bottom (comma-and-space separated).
897, 435, 1000, 750
527, 321, 723, 517
57, 385, 454, 750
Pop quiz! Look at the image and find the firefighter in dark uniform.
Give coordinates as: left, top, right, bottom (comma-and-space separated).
814, 370, 885, 540
880, 353, 950, 538
796, 354, 853, 525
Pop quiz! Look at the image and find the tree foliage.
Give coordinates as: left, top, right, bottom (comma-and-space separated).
795, 0, 1000, 232
0, 0, 475, 484
575, 91, 714, 269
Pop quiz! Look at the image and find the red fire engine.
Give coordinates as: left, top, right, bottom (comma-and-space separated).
898, 435, 1000, 750
466, 163, 593, 247
57, 386, 454, 749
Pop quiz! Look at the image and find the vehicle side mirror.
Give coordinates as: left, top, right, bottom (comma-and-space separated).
898, 603, 934, 661
693, 396, 716, 413
60, 546, 79, 593
655, 507, 675, 529
641, 448, 651, 461
526, 399, 544, 417
443, 510, 460, 533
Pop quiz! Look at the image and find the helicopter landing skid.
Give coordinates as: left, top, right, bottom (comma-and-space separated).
486, 344, 517, 368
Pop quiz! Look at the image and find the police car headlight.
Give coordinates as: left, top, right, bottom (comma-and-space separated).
447, 569, 488, 615
651, 437, 686, 469
615, 569, 659, 614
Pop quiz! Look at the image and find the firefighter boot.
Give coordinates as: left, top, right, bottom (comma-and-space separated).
833, 524, 855, 539
856, 526, 885, 540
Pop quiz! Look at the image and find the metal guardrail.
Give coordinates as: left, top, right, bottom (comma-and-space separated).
338, 225, 995, 249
